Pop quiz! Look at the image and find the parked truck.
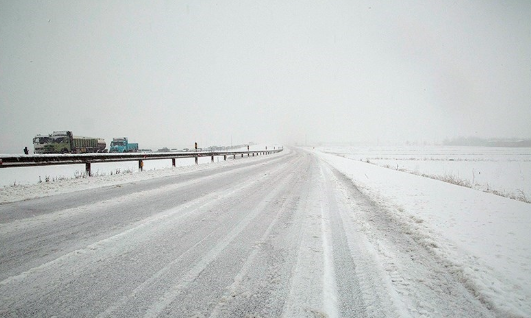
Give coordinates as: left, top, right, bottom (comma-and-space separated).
33, 131, 106, 154
109, 137, 139, 153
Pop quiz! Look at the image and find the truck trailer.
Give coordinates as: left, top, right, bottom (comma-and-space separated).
33, 131, 106, 154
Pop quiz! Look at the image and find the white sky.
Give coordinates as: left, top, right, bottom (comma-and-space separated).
1, 0, 531, 153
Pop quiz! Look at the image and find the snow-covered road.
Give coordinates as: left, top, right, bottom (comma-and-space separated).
0, 148, 496, 317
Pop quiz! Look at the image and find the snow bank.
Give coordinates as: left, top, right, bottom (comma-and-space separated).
0, 149, 287, 204
316, 150, 531, 317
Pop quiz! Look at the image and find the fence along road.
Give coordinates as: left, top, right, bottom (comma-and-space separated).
0, 148, 283, 175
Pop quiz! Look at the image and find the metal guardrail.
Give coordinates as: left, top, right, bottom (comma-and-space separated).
0, 148, 283, 176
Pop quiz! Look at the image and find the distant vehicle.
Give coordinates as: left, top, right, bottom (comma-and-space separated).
33, 131, 106, 154
109, 137, 139, 153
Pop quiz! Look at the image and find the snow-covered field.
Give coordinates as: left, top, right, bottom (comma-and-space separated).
315, 146, 531, 316
320, 145, 531, 202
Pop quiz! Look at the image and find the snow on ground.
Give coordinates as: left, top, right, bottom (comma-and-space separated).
0, 144, 281, 189
320, 145, 531, 202
315, 147, 531, 316
2, 144, 530, 315
0, 145, 284, 204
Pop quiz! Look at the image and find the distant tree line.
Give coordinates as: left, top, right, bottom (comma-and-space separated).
443, 137, 531, 147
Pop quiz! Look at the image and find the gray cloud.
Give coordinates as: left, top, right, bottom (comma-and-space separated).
1, 0, 531, 153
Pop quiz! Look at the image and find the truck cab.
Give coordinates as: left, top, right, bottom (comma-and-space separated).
109, 137, 138, 153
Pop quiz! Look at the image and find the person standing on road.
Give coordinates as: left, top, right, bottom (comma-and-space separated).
23, 146, 29, 155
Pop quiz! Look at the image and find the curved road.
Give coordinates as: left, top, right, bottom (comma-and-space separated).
0, 148, 494, 317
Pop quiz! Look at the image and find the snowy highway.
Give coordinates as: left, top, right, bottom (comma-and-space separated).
0, 148, 497, 317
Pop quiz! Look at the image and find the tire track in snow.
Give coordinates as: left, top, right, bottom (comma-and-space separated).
0, 154, 300, 314
142, 161, 299, 318
1, 177, 247, 290
207, 166, 307, 318
96, 155, 303, 317
0, 151, 293, 235
324, 162, 495, 318
320, 162, 366, 317
0, 151, 296, 283
191, 153, 315, 317
320, 198, 340, 318
281, 158, 329, 317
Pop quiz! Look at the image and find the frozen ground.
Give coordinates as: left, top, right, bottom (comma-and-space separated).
315, 146, 531, 316
1, 156, 223, 204
320, 145, 531, 202
0, 146, 529, 317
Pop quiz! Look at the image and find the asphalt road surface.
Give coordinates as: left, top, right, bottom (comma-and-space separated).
0, 148, 494, 317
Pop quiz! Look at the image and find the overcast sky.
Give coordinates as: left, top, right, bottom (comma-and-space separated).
1, 0, 531, 153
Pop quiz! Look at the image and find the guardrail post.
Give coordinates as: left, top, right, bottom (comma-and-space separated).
85, 162, 91, 177
172, 158, 176, 167
139, 159, 144, 171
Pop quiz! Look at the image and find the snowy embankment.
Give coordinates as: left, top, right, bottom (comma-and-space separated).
316, 150, 531, 316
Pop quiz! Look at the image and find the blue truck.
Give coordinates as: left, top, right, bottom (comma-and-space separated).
109, 137, 139, 153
